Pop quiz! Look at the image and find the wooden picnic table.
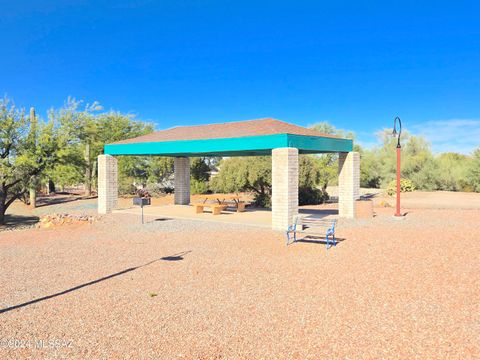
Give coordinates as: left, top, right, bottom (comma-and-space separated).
195, 194, 246, 213
199, 194, 241, 203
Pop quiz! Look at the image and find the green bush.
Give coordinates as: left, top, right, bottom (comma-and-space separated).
145, 183, 170, 197
190, 179, 209, 194
468, 148, 480, 192
387, 178, 415, 196
249, 186, 329, 208
298, 186, 329, 205
118, 176, 137, 195
253, 192, 271, 208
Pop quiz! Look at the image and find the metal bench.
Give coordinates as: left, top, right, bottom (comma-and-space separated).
286, 215, 337, 249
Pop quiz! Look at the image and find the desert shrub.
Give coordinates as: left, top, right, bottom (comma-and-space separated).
360, 150, 382, 188
211, 155, 333, 208
118, 177, 137, 195
298, 186, 329, 205
459, 181, 474, 193
250, 186, 329, 207
467, 148, 480, 192
162, 186, 174, 194
190, 157, 211, 182
387, 178, 415, 195
144, 183, 166, 197
190, 179, 209, 194
253, 192, 271, 208
435, 153, 471, 191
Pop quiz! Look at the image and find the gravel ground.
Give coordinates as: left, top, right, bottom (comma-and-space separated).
1, 202, 479, 358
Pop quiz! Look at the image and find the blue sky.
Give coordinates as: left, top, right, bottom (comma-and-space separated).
1, 1, 479, 153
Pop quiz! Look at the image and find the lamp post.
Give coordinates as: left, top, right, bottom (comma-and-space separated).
392, 116, 402, 217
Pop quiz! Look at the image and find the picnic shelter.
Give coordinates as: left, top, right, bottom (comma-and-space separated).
98, 118, 360, 230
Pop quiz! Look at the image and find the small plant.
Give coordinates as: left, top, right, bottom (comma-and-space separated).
387, 178, 415, 196
378, 200, 392, 208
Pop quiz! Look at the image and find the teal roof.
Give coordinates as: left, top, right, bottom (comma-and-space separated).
104, 119, 353, 156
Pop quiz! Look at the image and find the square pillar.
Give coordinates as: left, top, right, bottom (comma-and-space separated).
338, 151, 360, 218
272, 148, 298, 231
98, 155, 118, 214
174, 157, 190, 205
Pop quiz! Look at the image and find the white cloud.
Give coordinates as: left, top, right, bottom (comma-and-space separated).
356, 119, 480, 155
410, 119, 480, 154
355, 130, 386, 150
355, 139, 380, 149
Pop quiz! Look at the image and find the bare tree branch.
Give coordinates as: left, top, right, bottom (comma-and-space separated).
5, 189, 26, 208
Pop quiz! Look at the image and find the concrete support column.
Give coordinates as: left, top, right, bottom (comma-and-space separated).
174, 157, 190, 205
98, 155, 118, 214
272, 147, 298, 231
338, 151, 360, 218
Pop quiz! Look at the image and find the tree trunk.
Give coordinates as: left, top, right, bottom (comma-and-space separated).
48, 180, 55, 194
85, 142, 91, 196
29, 107, 37, 208
0, 190, 6, 225
92, 159, 97, 193
29, 188, 36, 208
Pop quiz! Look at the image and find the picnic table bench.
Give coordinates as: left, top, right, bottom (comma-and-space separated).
286, 215, 337, 249
193, 194, 248, 215
193, 202, 228, 215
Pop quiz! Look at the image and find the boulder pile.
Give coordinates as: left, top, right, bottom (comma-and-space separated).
37, 213, 98, 229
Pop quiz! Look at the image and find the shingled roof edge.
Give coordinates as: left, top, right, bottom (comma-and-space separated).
111, 118, 341, 145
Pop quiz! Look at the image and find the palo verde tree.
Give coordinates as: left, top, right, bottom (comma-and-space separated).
0, 98, 58, 225
310, 121, 357, 189
51, 99, 154, 195
94, 111, 155, 194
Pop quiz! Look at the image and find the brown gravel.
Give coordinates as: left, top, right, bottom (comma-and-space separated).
1, 203, 479, 358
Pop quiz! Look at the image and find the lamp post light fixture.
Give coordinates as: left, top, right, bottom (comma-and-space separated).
392, 116, 402, 217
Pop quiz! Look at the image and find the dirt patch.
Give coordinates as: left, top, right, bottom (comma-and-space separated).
376, 190, 480, 209
0, 197, 479, 358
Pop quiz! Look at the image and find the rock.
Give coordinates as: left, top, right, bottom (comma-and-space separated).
37, 213, 99, 229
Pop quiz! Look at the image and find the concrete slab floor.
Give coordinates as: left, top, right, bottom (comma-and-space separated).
113, 204, 338, 228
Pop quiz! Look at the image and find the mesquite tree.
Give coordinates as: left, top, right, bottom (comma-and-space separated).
0, 98, 57, 225
52, 98, 154, 196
